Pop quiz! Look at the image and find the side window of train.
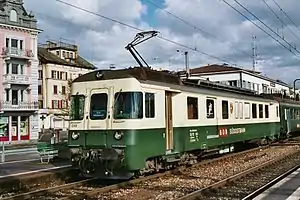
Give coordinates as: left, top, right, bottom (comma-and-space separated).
239, 102, 243, 119
244, 102, 250, 119
252, 103, 257, 118
187, 97, 198, 119
259, 104, 263, 118
235, 101, 239, 119
265, 105, 269, 118
222, 100, 229, 119
276, 106, 279, 118
206, 99, 214, 119
145, 93, 155, 118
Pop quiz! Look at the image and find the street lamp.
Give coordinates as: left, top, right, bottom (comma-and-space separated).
293, 79, 300, 99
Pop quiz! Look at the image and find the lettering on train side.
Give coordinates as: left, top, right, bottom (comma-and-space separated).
229, 127, 246, 135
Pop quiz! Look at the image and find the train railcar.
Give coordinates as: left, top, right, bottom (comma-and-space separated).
67, 67, 283, 179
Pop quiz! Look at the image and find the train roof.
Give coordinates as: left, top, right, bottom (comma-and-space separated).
72, 67, 300, 104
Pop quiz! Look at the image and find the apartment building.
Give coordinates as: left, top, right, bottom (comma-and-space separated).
0, 0, 41, 144
179, 64, 290, 96
38, 40, 96, 132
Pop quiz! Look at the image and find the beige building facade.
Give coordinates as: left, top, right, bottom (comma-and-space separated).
38, 41, 95, 132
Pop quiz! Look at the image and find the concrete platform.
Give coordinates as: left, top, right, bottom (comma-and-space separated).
254, 168, 300, 200
0, 159, 72, 179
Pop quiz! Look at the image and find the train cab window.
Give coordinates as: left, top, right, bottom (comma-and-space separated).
265, 105, 269, 118
252, 103, 257, 118
222, 100, 229, 119
145, 93, 155, 118
114, 92, 143, 119
259, 104, 263, 118
69, 95, 85, 120
206, 99, 215, 119
90, 93, 108, 120
187, 97, 198, 119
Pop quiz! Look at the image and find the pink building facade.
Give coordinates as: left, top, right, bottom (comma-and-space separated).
0, 0, 40, 144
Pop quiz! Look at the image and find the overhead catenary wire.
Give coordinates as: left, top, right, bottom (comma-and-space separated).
143, 0, 252, 58
230, 0, 300, 55
221, 0, 300, 59
261, 0, 300, 44
271, 0, 300, 35
55, 0, 239, 65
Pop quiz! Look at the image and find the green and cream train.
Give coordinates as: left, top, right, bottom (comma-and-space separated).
67, 67, 300, 179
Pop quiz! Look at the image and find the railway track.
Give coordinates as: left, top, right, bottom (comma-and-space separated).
2, 141, 300, 200
57, 144, 300, 200
178, 148, 300, 200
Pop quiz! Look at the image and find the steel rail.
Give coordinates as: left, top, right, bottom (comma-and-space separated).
177, 149, 300, 200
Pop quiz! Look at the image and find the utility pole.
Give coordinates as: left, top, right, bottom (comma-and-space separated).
184, 51, 190, 78
252, 36, 257, 72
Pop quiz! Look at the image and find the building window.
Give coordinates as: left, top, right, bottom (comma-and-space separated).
259, 104, 263, 118
6, 38, 9, 48
38, 85, 42, 94
20, 40, 23, 50
52, 100, 59, 109
62, 86, 66, 95
20, 65, 23, 75
6, 63, 9, 74
56, 51, 59, 56
252, 103, 257, 118
12, 89, 18, 105
53, 85, 57, 94
206, 99, 214, 119
20, 90, 24, 102
9, 9, 17, 22
38, 100, 43, 109
62, 51, 65, 57
222, 100, 229, 119
11, 39, 18, 48
38, 70, 43, 79
187, 97, 198, 119
51, 70, 57, 79
145, 93, 155, 118
265, 105, 269, 118
12, 64, 18, 74
70, 52, 73, 58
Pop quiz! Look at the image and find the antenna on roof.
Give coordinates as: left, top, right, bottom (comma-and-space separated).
125, 30, 159, 68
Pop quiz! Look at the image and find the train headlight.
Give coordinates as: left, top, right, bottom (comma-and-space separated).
114, 131, 124, 140
71, 132, 80, 140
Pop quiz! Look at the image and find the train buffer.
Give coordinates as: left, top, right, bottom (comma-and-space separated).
37, 142, 59, 164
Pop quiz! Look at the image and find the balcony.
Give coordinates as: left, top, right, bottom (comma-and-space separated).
1, 47, 34, 60
0, 101, 38, 111
3, 74, 30, 85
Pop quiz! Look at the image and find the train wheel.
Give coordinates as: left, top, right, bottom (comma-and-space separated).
78, 157, 96, 177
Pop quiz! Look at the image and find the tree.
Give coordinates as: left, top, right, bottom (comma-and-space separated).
60, 79, 72, 116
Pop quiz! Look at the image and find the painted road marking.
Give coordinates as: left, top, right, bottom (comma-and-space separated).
253, 168, 300, 200
0, 165, 72, 179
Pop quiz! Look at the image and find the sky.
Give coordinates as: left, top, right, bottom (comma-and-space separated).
23, 0, 300, 85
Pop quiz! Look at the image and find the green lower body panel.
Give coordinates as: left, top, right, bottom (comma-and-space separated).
68, 122, 280, 172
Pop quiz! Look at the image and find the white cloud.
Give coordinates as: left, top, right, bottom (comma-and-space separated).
23, 0, 300, 84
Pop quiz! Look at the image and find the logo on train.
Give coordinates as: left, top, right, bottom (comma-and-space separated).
218, 128, 228, 137
219, 127, 246, 137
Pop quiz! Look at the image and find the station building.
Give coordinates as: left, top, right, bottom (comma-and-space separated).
37, 40, 96, 134
0, 0, 41, 144
179, 64, 291, 96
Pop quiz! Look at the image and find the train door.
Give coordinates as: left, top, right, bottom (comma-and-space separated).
165, 91, 174, 153
285, 108, 292, 133
206, 97, 219, 136
87, 88, 111, 130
